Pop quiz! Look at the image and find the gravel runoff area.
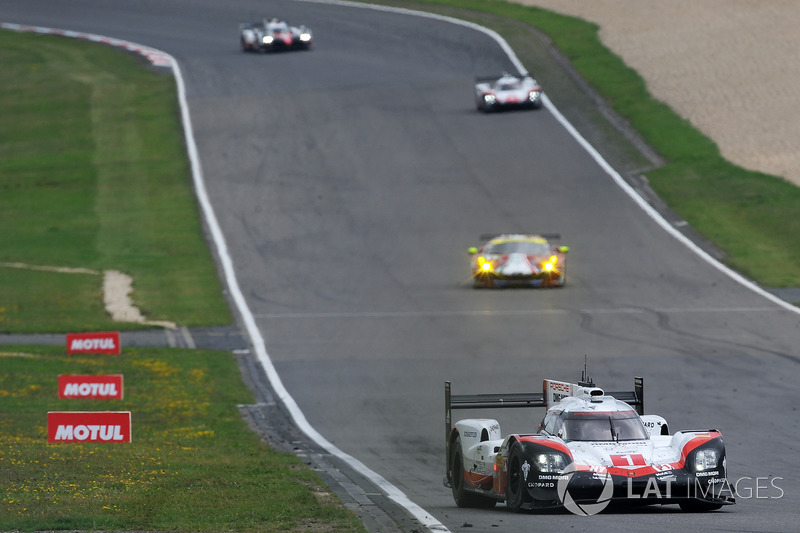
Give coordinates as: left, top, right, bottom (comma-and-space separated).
514, 0, 800, 188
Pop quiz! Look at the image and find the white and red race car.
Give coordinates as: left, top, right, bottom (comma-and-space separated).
445, 373, 735, 513
239, 18, 312, 53
474, 73, 543, 112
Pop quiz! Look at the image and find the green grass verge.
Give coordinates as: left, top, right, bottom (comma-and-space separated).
358, 0, 800, 289
0, 30, 231, 333
0, 346, 366, 532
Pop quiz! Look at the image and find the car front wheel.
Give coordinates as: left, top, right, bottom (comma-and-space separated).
506, 444, 532, 512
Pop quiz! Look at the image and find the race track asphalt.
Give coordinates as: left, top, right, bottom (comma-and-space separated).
2, 1, 800, 531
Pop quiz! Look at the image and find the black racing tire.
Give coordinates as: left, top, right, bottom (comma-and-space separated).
450, 435, 496, 508
506, 443, 532, 512
679, 500, 724, 512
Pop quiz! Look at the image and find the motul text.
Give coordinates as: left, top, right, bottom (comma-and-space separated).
54, 424, 125, 441
66, 332, 121, 355
47, 411, 131, 443
58, 375, 124, 400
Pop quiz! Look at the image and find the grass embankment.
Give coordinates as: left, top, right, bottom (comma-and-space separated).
0, 30, 365, 532
362, 0, 800, 290
0, 30, 230, 333
0, 346, 366, 532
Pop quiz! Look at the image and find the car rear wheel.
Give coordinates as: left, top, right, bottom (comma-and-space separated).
506, 443, 532, 512
450, 435, 496, 508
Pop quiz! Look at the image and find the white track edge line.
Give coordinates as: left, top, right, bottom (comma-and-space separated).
173, 59, 450, 533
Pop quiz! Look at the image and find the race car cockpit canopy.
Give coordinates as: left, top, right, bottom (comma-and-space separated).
556, 411, 649, 442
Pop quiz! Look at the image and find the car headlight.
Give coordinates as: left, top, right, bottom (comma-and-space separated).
694, 449, 719, 471
262, 36, 274, 44
528, 90, 541, 101
483, 94, 496, 104
543, 255, 557, 271
477, 256, 493, 272
299, 32, 311, 41
535, 453, 567, 473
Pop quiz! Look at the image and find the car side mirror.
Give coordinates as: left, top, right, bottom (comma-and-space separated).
468, 247, 478, 255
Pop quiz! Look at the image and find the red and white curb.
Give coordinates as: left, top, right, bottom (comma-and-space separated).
1, 22, 172, 67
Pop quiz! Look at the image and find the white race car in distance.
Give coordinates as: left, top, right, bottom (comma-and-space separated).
240, 18, 312, 53
474, 73, 543, 112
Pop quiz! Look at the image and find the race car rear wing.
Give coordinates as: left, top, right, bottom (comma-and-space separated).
444, 377, 644, 452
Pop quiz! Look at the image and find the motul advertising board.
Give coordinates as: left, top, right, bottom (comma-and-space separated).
47, 411, 131, 443
66, 331, 120, 355
58, 375, 124, 400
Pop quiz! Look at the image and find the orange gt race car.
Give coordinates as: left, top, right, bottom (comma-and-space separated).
468, 234, 569, 288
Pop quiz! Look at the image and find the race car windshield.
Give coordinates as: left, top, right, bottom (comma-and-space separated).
485, 242, 551, 255
562, 412, 648, 442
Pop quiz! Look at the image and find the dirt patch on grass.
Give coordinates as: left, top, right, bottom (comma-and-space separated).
1, 262, 176, 329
